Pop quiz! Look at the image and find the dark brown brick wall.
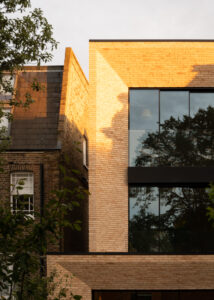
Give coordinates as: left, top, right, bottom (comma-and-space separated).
0, 150, 60, 252
1, 63, 89, 253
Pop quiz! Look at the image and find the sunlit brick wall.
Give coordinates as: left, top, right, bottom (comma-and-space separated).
59, 48, 89, 177
58, 48, 89, 251
88, 41, 214, 252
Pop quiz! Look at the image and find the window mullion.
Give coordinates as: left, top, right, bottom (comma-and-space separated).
158, 187, 161, 253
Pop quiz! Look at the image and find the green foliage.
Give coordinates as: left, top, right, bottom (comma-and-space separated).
0, 0, 58, 155
0, 0, 57, 72
0, 166, 86, 299
0, 1, 84, 299
0, 0, 58, 108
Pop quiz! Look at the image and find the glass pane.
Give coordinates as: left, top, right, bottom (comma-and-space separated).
160, 91, 189, 124
129, 186, 159, 252
159, 186, 214, 253
129, 90, 159, 166
129, 185, 214, 253
159, 92, 189, 166
11, 172, 34, 195
189, 93, 214, 166
190, 92, 214, 117
129, 90, 214, 167
130, 129, 160, 167
16, 195, 29, 211
29, 196, 34, 211
150, 128, 214, 167
156, 129, 194, 167
130, 90, 159, 130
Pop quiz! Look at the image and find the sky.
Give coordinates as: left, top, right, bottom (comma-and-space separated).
31, 0, 214, 78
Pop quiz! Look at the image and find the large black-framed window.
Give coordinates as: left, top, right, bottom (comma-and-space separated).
128, 88, 214, 254
129, 88, 214, 167
129, 184, 214, 253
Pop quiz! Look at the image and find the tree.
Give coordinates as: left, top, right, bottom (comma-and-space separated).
129, 107, 214, 253
0, 0, 58, 144
0, 1, 84, 299
0, 164, 85, 299
0, 0, 57, 74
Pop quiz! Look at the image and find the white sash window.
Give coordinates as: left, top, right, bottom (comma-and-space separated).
10, 172, 34, 216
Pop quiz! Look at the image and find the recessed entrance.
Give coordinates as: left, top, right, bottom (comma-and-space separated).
93, 290, 214, 300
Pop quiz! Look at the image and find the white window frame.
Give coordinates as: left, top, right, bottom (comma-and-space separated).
83, 135, 88, 168
10, 172, 34, 217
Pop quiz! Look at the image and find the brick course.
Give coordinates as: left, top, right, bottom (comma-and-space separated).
59, 48, 89, 176
88, 41, 214, 252
58, 48, 89, 251
48, 254, 214, 299
47, 41, 214, 298
0, 60, 89, 252
0, 151, 60, 251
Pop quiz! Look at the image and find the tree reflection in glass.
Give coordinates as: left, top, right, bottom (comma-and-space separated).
129, 185, 214, 253
129, 92, 214, 252
135, 106, 214, 167
129, 187, 159, 252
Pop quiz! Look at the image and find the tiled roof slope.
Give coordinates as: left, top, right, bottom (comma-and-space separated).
10, 66, 63, 150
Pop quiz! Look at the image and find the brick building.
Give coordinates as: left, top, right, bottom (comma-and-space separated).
0, 50, 89, 252
47, 41, 214, 300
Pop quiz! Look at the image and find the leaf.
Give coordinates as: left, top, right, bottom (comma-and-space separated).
73, 223, 81, 231
73, 295, 82, 300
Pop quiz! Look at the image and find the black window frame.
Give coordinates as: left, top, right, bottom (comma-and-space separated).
128, 183, 214, 254
128, 87, 214, 254
93, 289, 214, 300
128, 87, 214, 183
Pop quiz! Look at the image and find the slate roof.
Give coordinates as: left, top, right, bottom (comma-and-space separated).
10, 66, 63, 150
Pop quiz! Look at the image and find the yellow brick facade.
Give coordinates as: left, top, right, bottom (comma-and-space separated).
48, 41, 214, 299
59, 48, 89, 176
58, 48, 89, 251
88, 41, 214, 253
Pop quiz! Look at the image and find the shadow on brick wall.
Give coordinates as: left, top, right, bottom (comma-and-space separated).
188, 64, 214, 87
